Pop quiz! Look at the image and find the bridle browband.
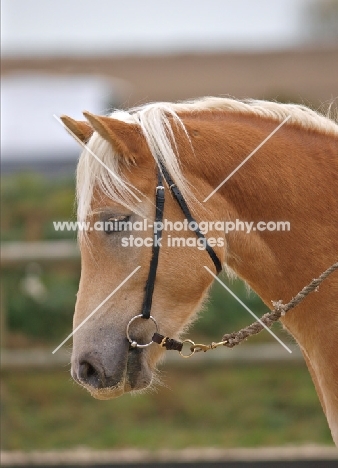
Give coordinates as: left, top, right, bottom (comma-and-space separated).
126, 161, 222, 349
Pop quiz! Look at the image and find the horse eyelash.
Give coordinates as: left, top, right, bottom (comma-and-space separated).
104, 215, 131, 234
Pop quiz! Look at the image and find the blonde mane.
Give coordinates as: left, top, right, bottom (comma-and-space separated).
77, 97, 338, 223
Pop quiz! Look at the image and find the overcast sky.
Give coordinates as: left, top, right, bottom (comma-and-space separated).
1, 0, 312, 56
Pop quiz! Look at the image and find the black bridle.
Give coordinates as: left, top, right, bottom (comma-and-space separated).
126, 162, 222, 350
142, 162, 223, 318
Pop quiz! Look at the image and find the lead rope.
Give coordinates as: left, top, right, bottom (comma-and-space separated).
152, 261, 338, 357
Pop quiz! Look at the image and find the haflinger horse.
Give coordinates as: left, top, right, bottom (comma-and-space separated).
60, 97, 338, 444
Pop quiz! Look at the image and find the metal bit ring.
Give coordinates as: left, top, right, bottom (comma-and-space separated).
126, 314, 158, 349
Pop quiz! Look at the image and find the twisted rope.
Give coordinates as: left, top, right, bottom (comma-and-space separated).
152, 261, 338, 356
221, 261, 338, 348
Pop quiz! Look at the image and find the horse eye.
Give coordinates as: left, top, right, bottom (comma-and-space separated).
104, 216, 130, 234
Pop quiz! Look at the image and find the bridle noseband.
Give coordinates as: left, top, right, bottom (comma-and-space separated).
126, 162, 222, 349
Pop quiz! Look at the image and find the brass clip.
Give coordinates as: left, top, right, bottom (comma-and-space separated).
191, 343, 212, 353
178, 338, 228, 358
210, 340, 228, 349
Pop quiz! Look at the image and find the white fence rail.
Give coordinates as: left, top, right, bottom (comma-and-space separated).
1, 241, 79, 351
1, 240, 80, 266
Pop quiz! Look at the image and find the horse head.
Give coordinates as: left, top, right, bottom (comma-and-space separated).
61, 110, 224, 399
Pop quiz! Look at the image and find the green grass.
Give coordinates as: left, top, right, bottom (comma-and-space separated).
1, 363, 333, 450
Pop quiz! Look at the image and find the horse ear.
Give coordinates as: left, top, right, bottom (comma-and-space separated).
83, 111, 142, 162
60, 115, 93, 143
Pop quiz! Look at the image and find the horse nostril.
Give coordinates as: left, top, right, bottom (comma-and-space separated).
78, 359, 105, 388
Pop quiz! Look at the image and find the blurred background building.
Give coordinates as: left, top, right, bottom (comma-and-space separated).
1, 0, 338, 174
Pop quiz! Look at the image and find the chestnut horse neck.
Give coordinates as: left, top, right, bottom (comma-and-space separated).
169, 105, 338, 443
176, 109, 337, 279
